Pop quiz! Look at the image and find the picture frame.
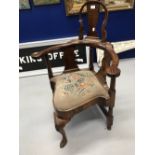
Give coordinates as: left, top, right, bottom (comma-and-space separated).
19, 0, 31, 10
64, 0, 134, 16
33, 0, 60, 6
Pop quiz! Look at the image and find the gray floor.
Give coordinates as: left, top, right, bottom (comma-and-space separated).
19, 58, 135, 155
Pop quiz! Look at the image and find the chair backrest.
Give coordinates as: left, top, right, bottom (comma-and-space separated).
32, 1, 110, 90
78, 0, 108, 42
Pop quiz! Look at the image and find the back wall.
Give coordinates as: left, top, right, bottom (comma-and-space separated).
19, 1, 135, 58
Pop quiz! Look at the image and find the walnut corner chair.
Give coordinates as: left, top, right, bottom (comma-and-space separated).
32, 0, 120, 148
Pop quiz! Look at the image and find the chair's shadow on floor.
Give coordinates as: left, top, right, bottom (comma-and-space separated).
63, 105, 109, 154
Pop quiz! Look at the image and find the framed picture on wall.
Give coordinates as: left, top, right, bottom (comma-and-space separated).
19, 0, 31, 10
64, 0, 134, 16
33, 0, 60, 6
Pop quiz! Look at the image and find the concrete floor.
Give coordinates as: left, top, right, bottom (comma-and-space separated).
19, 58, 135, 155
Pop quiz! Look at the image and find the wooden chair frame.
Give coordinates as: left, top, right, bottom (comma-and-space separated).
32, 0, 120, 148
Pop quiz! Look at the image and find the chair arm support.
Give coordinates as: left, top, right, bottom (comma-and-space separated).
103, 43, 120, 77
106, 66, 121, 77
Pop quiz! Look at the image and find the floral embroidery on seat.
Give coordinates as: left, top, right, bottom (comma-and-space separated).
57, 71, 97, 97
51, 70, 110, 110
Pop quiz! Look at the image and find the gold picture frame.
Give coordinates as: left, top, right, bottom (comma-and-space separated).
33, 0, 60, 6
64, 0, 134, 16
19, 0, 31, 10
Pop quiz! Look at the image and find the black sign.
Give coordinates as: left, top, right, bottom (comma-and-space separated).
19, 45, 87, 73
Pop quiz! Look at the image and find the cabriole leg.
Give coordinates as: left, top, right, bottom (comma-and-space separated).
54, 112, 69, 148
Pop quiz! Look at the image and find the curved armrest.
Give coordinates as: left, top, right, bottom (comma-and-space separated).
31, 42, 74, 58
31, 38, 120, 77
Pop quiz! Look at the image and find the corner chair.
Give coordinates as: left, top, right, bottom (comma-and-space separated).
32, 0, 120, 148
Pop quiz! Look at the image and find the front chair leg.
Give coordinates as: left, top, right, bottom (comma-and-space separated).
107, 107, 113, 130
107, 76, 116, 130
106, 90, 115, 130
54, 112, 69, 148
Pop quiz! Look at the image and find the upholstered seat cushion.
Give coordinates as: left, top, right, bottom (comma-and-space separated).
51, 70, 109, 111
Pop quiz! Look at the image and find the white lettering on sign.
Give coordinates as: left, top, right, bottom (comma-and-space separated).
19, 66, 23, 70
29, 56, 36, 63
53, 52, 58, 60
76, 58, 84, 62
59, 52, 64, 59
19, 50, 81, 65
48, 52, 64, 60
74, 50, 80, 57
37, 58, 42, 62
26, 56, 30, 63
19, 57, 26, 64
48, 51, 80, 60
48, 53, 53, 60
19, 56, 43, 64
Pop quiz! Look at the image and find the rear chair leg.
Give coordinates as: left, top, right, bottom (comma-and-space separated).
54, 112, 69, 148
